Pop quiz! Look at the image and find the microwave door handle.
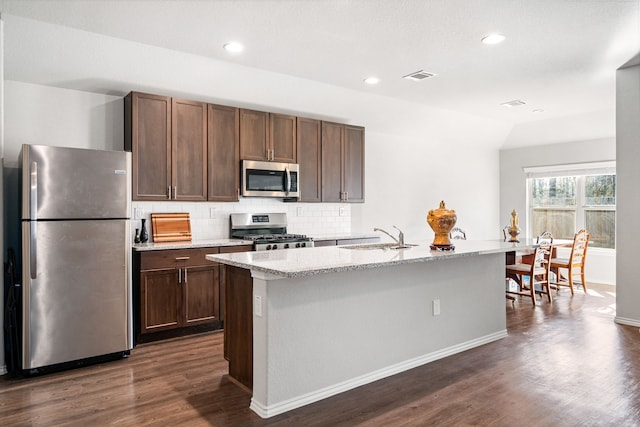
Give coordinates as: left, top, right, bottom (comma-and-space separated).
285, 167, 291, 193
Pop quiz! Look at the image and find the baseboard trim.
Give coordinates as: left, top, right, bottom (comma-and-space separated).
250, 329, 508, 418
614, 316, 640, 328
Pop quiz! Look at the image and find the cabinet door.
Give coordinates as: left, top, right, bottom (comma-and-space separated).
140, 269, 180, 333
127, 92, 172, 201
208, 104, 240, 201
183, 265, 219, 326
239, 109, 269, 161
297, 117, 321, 202
321, 121, 344, 202
270, 113, 297, 163
343, 125, 365, 202
172, 98, 208, 201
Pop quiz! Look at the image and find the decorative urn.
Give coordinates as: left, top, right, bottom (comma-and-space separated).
427, 200, 457, 250
506, 209, 521, 243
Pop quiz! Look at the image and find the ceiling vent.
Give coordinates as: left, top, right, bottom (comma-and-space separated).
501, 99, 527, 107
403, 70, 436, 81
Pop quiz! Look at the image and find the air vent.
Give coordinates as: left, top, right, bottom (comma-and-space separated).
501, 99, 527, 107
403, 70, 436, 81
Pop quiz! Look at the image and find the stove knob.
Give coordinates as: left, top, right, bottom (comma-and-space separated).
284, 243, 290, 249
295, 242, 301, 248
300, 242, 306, 248
272, 244, 278, 250
266, 244, 272, 250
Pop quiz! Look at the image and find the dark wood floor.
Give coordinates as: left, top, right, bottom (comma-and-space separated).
2, 283, 639, 426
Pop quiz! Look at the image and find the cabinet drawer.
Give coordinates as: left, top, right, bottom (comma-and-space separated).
140, 247, 220, 270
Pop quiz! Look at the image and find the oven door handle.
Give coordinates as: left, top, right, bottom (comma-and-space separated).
285, 167, 291, 194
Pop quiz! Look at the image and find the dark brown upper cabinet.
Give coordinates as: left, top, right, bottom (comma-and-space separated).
126, 92, 207, 201
125, 92, 172, 201
321, 122, 365, 203
296, 117, 322, 202
171, 98, 208, 201
240, 109, 296, 163
208, 104, 240, 201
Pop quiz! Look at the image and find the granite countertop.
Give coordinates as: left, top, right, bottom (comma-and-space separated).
133, 239, 253, 251
206, 239, 538, 278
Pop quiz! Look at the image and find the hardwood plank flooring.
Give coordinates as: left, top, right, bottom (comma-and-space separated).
1, 283, 639, 426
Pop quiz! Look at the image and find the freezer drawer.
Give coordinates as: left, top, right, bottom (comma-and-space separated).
21, 219, 132, 369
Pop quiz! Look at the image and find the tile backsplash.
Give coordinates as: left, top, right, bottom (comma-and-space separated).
131, 198, 351, 242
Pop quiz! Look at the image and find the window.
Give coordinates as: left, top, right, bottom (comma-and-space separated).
526, 163, 616, 250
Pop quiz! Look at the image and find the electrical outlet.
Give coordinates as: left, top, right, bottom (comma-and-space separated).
134, 208, 144, 220
254, 295, 263, 317
209, 207, 217, 218
339, 207, 346, 216
432, 299, 441, 316
297, 207, 304, 217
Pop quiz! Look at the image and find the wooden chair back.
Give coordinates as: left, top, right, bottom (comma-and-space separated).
569, 228, 590, 269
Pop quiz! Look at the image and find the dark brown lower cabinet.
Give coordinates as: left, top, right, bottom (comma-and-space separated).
135, 247, 221, 343
133, 245, 253, 344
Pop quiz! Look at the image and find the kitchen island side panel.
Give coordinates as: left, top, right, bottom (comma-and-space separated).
250, 252, 506, 416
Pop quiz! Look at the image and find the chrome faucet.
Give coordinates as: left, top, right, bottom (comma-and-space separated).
374, 226, 405, 247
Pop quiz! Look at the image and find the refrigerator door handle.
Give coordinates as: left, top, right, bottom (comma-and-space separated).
30, 161, 38, 279
30, 221, 37, 279
30, 161, 38, 220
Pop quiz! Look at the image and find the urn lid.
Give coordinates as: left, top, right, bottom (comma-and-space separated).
429, 200, 456, 217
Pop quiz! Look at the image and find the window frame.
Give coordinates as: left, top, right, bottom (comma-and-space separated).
524, 162, 616, 252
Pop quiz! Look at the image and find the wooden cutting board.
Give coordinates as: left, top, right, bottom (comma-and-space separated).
151, 213, 192, 242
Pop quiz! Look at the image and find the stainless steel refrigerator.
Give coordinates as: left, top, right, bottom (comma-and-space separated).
20, 144, 133, 371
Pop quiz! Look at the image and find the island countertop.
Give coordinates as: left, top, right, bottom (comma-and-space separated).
206, 239, 537, 278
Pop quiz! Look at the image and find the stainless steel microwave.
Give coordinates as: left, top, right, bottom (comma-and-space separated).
241, 160, 300, 198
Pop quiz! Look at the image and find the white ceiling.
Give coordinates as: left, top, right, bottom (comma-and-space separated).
1, 0, 639, 145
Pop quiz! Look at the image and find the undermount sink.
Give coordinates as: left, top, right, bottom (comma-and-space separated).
343, 243, 418, 250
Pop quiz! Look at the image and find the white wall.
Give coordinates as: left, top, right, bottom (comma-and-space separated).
499, 138, 616, 285
615, 63, 640, 327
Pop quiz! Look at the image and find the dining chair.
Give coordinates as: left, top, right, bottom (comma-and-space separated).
505, 235, 553, 305
449, 227, 467, 240
550, 228, 590, 294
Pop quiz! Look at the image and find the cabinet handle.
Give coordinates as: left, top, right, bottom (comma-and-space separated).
184, 268, 188, 283
271, 149, 275, 160
178, 267, 182, 284
174, 186, 177, 200
345, 191, 348, 201
175, 256, 190, 261
168, 186, 171, 199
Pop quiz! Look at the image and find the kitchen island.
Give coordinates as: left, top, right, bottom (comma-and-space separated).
207, 239, 536, 418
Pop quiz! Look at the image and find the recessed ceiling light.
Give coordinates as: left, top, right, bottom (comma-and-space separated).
364, 76, 380, 85
532, 109, 545, 113
482, 34, 506, 45
223, 42, 244, 53
501, 100, 527, 107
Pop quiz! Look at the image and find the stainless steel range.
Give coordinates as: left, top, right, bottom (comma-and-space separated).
230, 213, 314, 251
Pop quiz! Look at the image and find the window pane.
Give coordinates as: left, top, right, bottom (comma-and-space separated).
585, 175, 616, 205
532, 209, 576, 240
531, 177, 576, 206
585, 210, 615, 249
